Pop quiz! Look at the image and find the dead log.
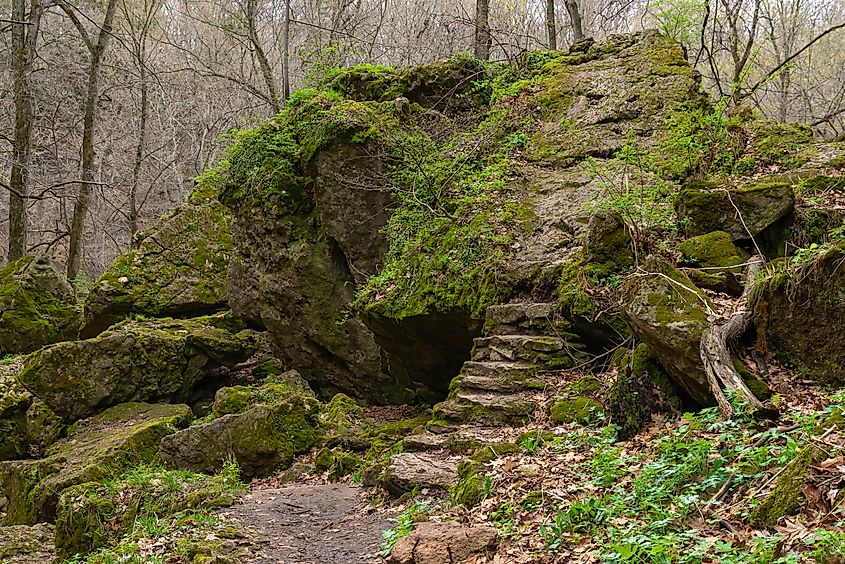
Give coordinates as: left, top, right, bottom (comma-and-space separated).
700, 254, 769, 418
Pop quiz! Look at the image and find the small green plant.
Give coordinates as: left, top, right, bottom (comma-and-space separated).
380, 501, 430, 556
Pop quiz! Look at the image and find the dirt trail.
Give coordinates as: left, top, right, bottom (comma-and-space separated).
223, 483, 389, 564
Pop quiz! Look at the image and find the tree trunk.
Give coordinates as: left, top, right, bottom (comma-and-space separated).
474, 0, 491, 60
700, 254, 771, 418
128, 63, 148, 248
546, 0, 557, 50
282, 0, 291, 101
564, 0, 584, 42
246, 0, 281, 113
66, 0, 120, 280
8, 0, 43, 261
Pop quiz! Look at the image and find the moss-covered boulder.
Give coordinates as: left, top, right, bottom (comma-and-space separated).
621, 258, 714, 406
0, 402, 192, 525
218, 32, 705, 404
160, 385, 320, 478
0, 358, 63, 461
750, 444, 822, 528
607, 344, 681, 438
678, 231, 747, 292
676, 179, 794, 242
0, 523, 55, 563
54, 465, 244, 558
18, 315, 260, 422
0, 256, 79, 354
82, 190, 231, 337
758, 242, 845, 385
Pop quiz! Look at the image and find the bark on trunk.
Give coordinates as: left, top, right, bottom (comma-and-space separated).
700, 254, 769, 418
474, 0, 491, 60
546, 0, 557, 50
564, 0, 584, 42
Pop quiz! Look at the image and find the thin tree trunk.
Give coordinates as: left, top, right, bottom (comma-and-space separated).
8, 0, 43, 261
128, 63, 148, 248
66, 0, 120, 280
474, 0, 491, 60
282, 0, 291, 101
700, 254, 769, 418
564, 0, 584, 42
246, 0, 281, 112
546, 0, 557, 50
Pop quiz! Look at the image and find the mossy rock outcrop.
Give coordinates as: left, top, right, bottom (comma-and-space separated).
54, 465, 243, 558
160, 384, 320, 478
0, 256, 79, 354
750, 444, 822, 528
676, 179, 794, 243
82, 190, 232, 337
678, 231, 747, 293
19, 315, 259, 423
0, 402, 192, 525
758, 242, 845, 385
218, 32, 704, 405
0, 358, 63, 461
621, 258, 714, 406
0, 523, 55, 563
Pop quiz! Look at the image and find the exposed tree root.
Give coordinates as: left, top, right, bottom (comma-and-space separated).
700, 254, 772, 418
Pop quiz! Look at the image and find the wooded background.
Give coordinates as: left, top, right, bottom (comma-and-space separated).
1, 0, 843, 279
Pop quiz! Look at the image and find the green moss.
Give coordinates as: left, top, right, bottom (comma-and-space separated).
732, 356, 771, 401
678, 231, 744, 270
750, 445, 822, 528
0, 256, 79, 354
750, 121, 815, 169
549, 397, 604, 425
313, 447, 362, 480
54, 463, 245, 559
322, 393, 365, 432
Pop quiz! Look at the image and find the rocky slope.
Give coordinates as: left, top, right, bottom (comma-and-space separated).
1, 30, 845, 563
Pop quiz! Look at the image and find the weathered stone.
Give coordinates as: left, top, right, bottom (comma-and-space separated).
19, 316, 259, 422
759, 242, 845, 385
0, 359, 63, 461
0, 524, 55, 563
388, 522, 498, 564
583, 212, 633, 269
0, 402, 192, 525
82, 191, 231, 337
676, 180, 794, 241
621, 258, 714, 406
379, 453, 459, 495
678, 231, 747, 293
160, 391, 320, 478
0, 256, 79, 354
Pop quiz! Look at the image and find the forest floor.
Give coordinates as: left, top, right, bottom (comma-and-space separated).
222, 483, 387, 563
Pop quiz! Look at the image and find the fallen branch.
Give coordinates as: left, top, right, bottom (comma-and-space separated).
700, 254, 768, 418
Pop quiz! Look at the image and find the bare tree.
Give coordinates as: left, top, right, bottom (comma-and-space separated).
546, 0, 557, 49
565, 0, 584, 42
61, 0, 120, 279
474, 0, 491, 59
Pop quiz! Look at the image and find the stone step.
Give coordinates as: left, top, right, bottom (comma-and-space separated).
484, 302, 566, 336
471, 334, 587, 367
402, 427, 511, 452
434, 390, 537, 425
454, 361, 543, 393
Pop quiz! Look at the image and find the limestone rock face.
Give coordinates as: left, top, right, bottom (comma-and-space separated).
220, 32, 705, 404
379, 452, 459, 495
388, 522, 498, 564
0, 256, 79, 354
160, 387, 320, 478
82, 191, 231, 337
0, 402, 192, 525
760, 242, 845, 386
0, 358, 64, 461
19, 316, 259, 422
621, 259, 714, 406
676, 180, 794, 241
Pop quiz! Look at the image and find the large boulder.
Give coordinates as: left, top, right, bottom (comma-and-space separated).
379, 452, 459, 495
19, 315, 259, 422
0, 256, 79, 354
220, 33, 705, 404
0, 402, 192, 525
388, 522, 498, 564
82, 190, 231, 337
758, 242, 845, 386
621, 258, 714, 406
160, 383, 320, 478
0, 358, 63, 461
676, 179, 794, 241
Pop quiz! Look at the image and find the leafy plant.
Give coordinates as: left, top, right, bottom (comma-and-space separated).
380, 501, 430, 556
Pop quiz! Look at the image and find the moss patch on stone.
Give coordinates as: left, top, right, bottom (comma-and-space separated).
750, 445, 822, 528
0, 256, 79, 354
0, 402, 192, 525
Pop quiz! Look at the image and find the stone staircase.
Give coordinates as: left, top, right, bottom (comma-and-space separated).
434, 302, 587, 424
